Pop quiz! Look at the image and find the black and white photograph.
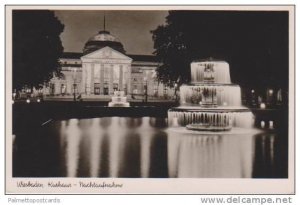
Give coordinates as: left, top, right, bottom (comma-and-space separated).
5, 5, 294, 194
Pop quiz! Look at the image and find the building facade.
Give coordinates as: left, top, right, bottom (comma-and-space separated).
44, 30, 174, 100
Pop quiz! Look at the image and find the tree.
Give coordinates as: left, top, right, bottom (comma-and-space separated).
151, 11, 288, 91
13, 10, 64, 91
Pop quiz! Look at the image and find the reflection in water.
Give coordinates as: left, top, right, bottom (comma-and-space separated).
88, 118, 103, 177
139, 117, 153, 177
252, 133, 279, 177
14, 117, 286, 178
65, 119, 82, 177
270, 135, 275, 165
168, 132, 254, 178
108, 117, 126, 177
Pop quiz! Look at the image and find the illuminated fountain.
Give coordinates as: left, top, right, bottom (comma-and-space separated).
168, 59, 255, 131
108, 91, 130, 107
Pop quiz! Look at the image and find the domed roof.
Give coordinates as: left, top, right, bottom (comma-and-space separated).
83, 30, 126, 55
192, 57, 226, 63
89, 30, 119, 42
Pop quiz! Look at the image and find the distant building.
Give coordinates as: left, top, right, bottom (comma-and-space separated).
43, 30, 174, 100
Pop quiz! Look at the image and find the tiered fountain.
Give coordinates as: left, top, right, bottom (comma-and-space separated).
108, 91, 130, 107
168, 59, 255, 132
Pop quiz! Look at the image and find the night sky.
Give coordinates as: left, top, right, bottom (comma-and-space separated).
54, 10, 289, 90
54, 10, 168, 55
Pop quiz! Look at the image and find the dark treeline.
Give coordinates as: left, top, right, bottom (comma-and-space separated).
152, 10, 289, 91
13, 10, 64, 91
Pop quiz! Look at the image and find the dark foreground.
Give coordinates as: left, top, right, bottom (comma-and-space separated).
12, 102, 288, 178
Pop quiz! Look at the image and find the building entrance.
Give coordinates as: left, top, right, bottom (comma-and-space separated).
94, 83, 100, 95
104, 83, 109, 95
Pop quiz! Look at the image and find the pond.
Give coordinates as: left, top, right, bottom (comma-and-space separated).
13, 117, 288, 178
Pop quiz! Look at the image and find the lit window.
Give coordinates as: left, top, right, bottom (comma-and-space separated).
61, 84, 66, 94
164, 87, 167, 94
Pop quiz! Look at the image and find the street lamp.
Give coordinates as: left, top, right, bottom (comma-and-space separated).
251, 89, 257, 107
143, 76, 148, 103
12, 91, 16, 103
269, 89, 274, 95
174, 83, 178, 101
260, 102, 266, 109
73, 68, 77, 102
38, 88, 43, 102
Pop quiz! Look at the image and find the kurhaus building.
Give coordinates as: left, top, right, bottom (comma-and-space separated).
45, 29, 174, 100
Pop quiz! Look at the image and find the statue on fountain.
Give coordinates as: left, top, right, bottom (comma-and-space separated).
108, 90, 130, 107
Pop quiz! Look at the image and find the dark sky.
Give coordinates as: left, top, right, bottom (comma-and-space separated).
54, 10, 168, 55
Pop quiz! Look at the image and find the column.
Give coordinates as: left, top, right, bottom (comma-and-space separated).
127, 64, 131, 96
81, 65, 86, 94
119, 65, 123, 91
109, 64, 114, 95
90, 63, 95, 94
86, 64, 91, 95
100, 64, 104, 95
93, 63, 100, 83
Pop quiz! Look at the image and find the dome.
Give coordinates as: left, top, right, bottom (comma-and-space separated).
192, 57, 226, 63
83, 30, 126, 55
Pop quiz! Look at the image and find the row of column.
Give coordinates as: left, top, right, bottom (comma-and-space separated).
82, 63, 131, 95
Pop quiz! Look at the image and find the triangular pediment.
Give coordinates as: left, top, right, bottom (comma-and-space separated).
81, 46, 132, 61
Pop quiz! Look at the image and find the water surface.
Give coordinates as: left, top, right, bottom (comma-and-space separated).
13, 117, 287, 178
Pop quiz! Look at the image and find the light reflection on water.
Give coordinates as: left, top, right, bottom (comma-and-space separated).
13, 117, 285, 178
65, 119, 82, 177
167, 133, 254, 178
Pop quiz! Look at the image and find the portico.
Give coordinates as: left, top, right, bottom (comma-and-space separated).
81, 46, 132, 96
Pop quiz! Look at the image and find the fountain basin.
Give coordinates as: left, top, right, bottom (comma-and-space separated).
180, 84, 242, 106
186, 123, 232, 132
168, 127, 262, 135
108, 102, 130, 107
191, 60, 231, 83
168, 107, 254, 129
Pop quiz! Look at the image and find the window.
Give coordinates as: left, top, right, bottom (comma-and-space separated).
60, 74, 66, 80
103, 83, 109, 95
124, 84, 127, 95
133, 85, 138, 94
73, 84, 78, 94
61, 84, 66, 95
154, 85, 158, 97
50, 83, 55, 95
163, 86, 168, 95
94, 83, 100, 95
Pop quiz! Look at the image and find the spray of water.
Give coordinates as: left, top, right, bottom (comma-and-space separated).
169, 110, 254, 128
180, 85, 241, 106
191, 61, 231, 83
